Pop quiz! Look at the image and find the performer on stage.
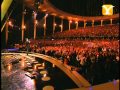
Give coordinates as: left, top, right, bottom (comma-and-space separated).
26, 38, 30, 55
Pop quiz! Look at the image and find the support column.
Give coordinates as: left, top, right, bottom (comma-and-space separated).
33, 12, 37, 40
69, 20, 72, 30
110, 19, 113, 25
75, 21, 78, 29
6, 20, 9, 45
101, 20, 103, 26
43, 14, 48, 47
60, 18, 63, 32
92, 20, 94, 27
84, 20, 86, 28
21, 5, 25, 42
53, 16, 55, 34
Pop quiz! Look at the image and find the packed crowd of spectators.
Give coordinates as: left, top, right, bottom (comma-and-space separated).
29, 39, 119, 48
43, 43, 119, 85
14, 39, 119, 85
13, 24, 119, 85
52, 24, 119, 38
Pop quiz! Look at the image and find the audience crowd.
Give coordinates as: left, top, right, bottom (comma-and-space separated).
15, 39, 119, 85
52, 25, 119, 38
13, 24, 119, 85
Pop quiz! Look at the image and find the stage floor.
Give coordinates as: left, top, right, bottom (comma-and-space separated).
1, 54, 78, 90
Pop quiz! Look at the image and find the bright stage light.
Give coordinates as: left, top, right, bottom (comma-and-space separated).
54, 23, 56, 26
69, 20, 72, 23
45, 14, 48, 17
35, 20, 38, 24
8, 21, 12, 26
102, 4, 114, 16
75, 21, 78, 24
59, 25, 62, 27
22, 25, 26, 29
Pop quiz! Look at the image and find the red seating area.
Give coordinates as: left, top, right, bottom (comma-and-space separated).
52, 25, 119, 38
17, 38, 119, 86
17, 39, 119, 85
17, 39, 119, 62
31, 39, 119, 48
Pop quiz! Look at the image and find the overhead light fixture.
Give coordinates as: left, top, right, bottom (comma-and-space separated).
54, 23, 56, 26
35, 20, 38, 24
42, 9, 47, 12
75, 21, 78, 24
59, 25, 62, 27
8, 21, 12, 25
43, 24, 46, 27
22, 25, 26, 29
8, 20, 13, 27
69, 20, 72, 23
45, 14, 48, 17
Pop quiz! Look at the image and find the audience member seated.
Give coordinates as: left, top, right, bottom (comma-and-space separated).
13, 24, 119, 85
52, 25, 119, 39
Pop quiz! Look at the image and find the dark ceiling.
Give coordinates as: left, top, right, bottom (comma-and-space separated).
49, 0, 119, 16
